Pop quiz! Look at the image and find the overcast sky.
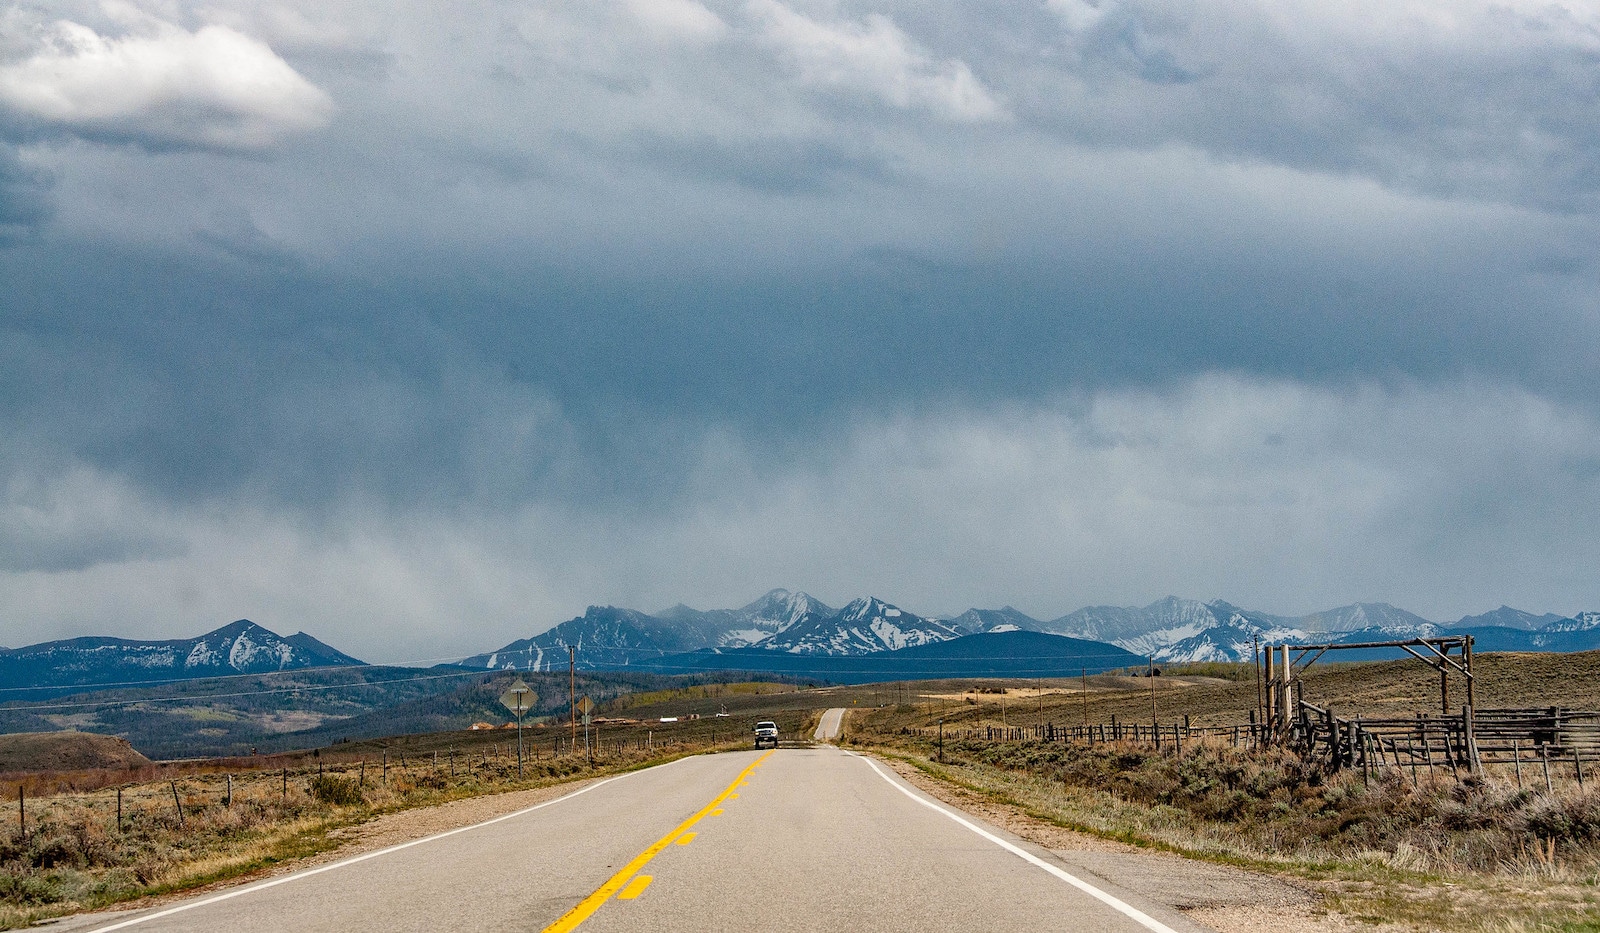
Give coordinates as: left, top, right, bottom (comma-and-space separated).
3, 0, 1599, 662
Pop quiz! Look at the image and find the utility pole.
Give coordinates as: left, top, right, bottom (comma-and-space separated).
569, 645, 577, 752
1149, 656, 1157, 730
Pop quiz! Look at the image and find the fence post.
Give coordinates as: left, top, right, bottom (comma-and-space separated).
282, 767, 288, 800
1543, 746, 1553, 793
170, 781, 185, 827
1513, 740, 1522, 789
1577, 750, 1585, 789
117, 786, 123, 833
226, 773, 233, 807
17, 786, 23, 842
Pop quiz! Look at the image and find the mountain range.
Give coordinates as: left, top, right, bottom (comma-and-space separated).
465, 590, 1600, 672
0, 620, 364, 693
6, 594, 1599, 696
623, 630, 1145, 683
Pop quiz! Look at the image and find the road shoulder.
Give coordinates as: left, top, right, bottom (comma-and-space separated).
873, 754, 1405, 933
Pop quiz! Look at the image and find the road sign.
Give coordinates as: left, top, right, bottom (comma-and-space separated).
576, 696, 594, 715
500, 680, 537, 716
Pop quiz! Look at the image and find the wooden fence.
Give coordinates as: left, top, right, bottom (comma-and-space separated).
908, 705, 1600, 787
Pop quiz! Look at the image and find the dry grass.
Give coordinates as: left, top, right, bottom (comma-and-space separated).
863, 651, 1600, 736
850, 717, 1600, 932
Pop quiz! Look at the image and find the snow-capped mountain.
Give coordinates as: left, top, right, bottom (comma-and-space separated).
1043, 598, 1439, 663
464, 589, 1600, 674
1045, 597, 1283, 659
1048, 598, 1600, 663
1537, 611, 1600, 634
0, 620, 363, 691
461, 606, 716, 672
946, 606, 1044, 634
1297, 603, 1434, 633
654, 590, 836, 648
1146, 611, 1310, 664
758, 597, 964, 655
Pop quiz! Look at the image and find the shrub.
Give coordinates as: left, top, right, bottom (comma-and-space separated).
307, 776, 363, 806
1524, 791, 1600, 844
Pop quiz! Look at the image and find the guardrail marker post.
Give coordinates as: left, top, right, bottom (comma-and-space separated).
226, 773, 233, 807
1576, 750, 1585, 789
17, 786, 23, 842
170, 780, 184, 827
1513, 740, 1522, 788
1543, 746, 1552, 793
116, 786, 123, 832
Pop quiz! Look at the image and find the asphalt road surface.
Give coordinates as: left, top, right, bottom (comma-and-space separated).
64, 745, 1212, 933
813, 707, 844, 741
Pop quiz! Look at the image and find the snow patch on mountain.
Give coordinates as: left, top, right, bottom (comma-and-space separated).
1539, 611, 1600, 633
760, 597, 962, 655
0, 620, 363, 690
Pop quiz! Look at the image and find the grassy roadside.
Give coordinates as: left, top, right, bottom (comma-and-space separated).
0, 739, 758, 930
844, 722, 1600, 932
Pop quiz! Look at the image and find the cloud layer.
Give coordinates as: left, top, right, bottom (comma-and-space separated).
4, 377, 1598, 661
2, 0, 1598, 656
0, 12, 331, 151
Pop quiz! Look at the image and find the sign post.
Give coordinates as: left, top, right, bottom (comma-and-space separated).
499, 679, 537, 779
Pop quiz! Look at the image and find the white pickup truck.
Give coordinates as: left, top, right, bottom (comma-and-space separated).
753, 721, 780, 749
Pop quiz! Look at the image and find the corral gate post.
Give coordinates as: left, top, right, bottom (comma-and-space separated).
1279, 644, 1293, 742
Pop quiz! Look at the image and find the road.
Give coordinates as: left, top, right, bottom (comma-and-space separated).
813, 706, 844, 741
63, 739, 1211, 933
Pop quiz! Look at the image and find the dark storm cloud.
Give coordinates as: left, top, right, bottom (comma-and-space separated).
3, 0, 1600, 656
630, 131, 899, 195
0, 147, 48, 242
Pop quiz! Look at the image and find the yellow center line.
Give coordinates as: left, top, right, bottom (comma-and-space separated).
540, 750, 774, 933
675, 832, 697, 846
616, 876, 652, 900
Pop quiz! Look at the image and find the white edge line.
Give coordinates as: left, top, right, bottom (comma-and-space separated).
80, 756, 695, 933
848, 751, 1185, 933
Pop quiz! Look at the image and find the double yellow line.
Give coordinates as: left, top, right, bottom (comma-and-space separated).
541, 750, 774, 933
